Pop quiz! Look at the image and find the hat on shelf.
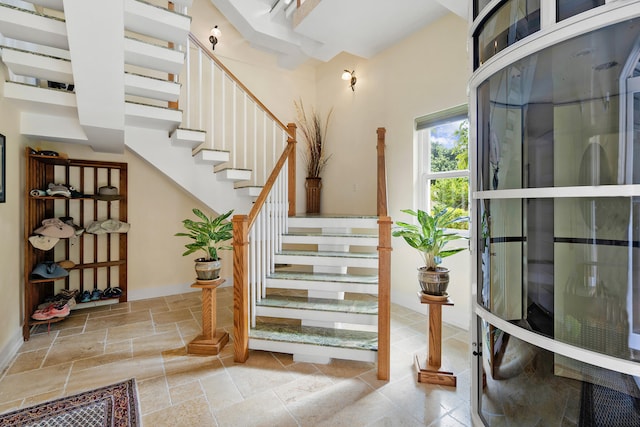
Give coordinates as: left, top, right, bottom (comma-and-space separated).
46, 183, 71, 198
93, 186, 120, 201
34, 218, 75, 238
58, 216, 84, 236
28, 235, 60, 251
57, 260, 76, 269
86, 219, 130, 235
30, 261, 69, 279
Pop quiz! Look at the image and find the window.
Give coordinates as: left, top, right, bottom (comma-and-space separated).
416, 105, 469, 229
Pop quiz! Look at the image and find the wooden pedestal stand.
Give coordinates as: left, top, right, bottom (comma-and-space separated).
415, 292, 456, 387
187, 278, 229, 355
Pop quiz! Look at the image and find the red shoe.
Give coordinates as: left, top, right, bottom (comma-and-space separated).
32, 302, 70, 321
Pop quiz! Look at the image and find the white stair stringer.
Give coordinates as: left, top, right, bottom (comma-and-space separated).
125, 126, 253, 215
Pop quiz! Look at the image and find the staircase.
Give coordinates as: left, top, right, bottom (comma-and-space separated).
0, 0, 391, 378
249, 215, 380, 364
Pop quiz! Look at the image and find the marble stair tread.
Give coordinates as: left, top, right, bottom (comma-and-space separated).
268, 271, 378, 285
256, 294, 377, 314
276, 250, 378, 259
249, 323, 378, 351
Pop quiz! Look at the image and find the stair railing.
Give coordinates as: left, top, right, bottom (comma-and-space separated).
377, 127, 391, 380
233, 123, 297, 362
182, 33, 290, 186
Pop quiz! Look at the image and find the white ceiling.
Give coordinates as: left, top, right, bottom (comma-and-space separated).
210, 0, 469, 69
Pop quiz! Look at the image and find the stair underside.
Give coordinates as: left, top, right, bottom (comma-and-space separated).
249, 323, 378, 363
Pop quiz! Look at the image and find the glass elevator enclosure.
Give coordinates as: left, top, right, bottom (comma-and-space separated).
470, 1, 640, 425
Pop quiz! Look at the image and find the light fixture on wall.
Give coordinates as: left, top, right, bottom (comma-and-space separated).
342, 69, 356, 91
209, 25, 221, 50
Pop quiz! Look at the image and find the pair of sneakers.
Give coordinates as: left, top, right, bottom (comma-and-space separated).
79, 289, 101, 302
32, 302, 70, 321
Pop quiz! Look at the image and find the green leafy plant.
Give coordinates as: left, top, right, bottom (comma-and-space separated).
175, 209, 233, 261
392, 208, 469, 270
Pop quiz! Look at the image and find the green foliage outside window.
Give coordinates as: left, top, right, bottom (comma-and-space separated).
430, 120, 469, 230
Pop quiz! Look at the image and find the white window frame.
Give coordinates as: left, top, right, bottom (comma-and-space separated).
416, 105, 470, 213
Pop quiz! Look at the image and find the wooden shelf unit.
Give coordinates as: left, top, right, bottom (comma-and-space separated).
23, 148, 128, 340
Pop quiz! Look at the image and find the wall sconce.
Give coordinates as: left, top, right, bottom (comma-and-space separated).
209, 25, 221, 50
342, 69, 356, 91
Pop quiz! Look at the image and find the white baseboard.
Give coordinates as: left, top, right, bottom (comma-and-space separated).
127, 276, 233, 301
0, 328, 25, 378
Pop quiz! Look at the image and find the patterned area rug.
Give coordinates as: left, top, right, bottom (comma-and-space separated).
0, 378, 140, 427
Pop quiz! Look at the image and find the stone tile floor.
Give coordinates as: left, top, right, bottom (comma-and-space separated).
0, 287, 471, 426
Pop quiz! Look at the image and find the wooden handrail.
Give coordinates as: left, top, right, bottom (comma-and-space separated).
247, 123, 297, 228
188, 33, 293, 138
377, 127, 388, 217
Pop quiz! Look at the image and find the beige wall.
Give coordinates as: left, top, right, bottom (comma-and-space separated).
0, 91, 29, 362
314, 13, 472, 327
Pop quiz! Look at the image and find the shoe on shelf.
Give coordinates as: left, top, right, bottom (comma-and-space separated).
79, 290, 91, 303
90, 289, 102, 301
32, 302, 69, 321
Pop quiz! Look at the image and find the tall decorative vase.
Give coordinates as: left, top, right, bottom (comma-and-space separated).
305, 177, 322, 214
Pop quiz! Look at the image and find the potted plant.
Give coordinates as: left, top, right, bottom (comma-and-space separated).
175, 208, 233, 281
294, 98, 333, 214
393, 207, 469, 296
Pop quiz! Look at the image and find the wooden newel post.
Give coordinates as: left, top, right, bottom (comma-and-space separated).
233, 215, 249, 362
287, 123, 297, 216
377, 215, 392, 381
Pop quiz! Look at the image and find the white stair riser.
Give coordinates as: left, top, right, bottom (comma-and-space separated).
217, 169, 252, 182
1, 48, 72, 84
124, 38, 184, 75
170, 128, 206, 148
0, 6, 68, 49
4, 82, 77, 114
30, 0, 63, 11
124, 0, 190, 45
266, 278, 379, 294
124, 102, 182, 131
282, 235, 378, 246
288, 217, 378, 229
255, 306, 377, 325
248, 339, 377, 363
193, 149, 230, 165
273, 254, 378, 269
236, 187, 261, 197
124, 73, 180, 102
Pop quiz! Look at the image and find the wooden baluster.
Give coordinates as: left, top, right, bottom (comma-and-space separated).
167, 2, 178, 110
377, 127, 387, 217
287, 123, 297, 216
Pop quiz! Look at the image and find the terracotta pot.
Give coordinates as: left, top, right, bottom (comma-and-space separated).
418, 266, 450, 296
195, 258, 222, 281
305, 177, 322, 214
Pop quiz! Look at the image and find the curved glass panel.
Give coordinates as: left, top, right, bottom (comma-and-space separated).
477, 319, 640, 426
478, 18, 640, 190
474, 0, 494, 19
475, 0, 540, 68
557, 0, 605, 22
477, 196, 640, 361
